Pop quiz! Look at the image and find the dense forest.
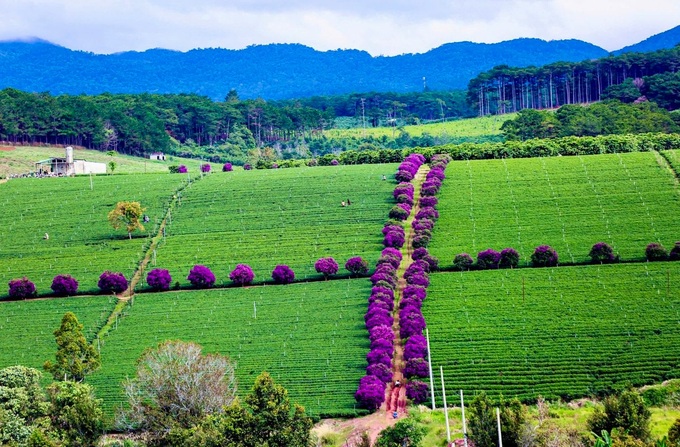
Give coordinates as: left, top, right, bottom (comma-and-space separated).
467, 45, 680, 115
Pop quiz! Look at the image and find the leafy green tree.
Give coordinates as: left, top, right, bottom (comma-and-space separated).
501, 109, 559, 141
0, 366, 49, 445
46, 381, 103, 447
375, 418, 426, 447
588, 390, 651, 442
43, 312, 101, 382
667, 417, 680, 446
468, 392, 497, 447
108, 201, 146, 239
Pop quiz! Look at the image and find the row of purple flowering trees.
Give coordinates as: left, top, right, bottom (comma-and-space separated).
355, 153, 427, 410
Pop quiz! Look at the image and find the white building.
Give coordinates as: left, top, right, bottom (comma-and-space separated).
149, 152, 166, 161
35, 147, 107, 176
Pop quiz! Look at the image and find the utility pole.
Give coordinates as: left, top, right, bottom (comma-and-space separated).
440, 366, 451, 444
426, 328, 436, 409
461, 390, 468, 447
496, 407, 503, 447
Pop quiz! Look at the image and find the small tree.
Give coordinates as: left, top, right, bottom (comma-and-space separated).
477, 249, 501, 269
531, 245, 559, 267
646, 243, 669, 261
46, 381, 104, 447
146, 268, 172, 291
8, 277, 36, 299
108, 201, 145, 239
97, 271, 128, 294
201, 163, 211, 173
588, 389, 651, 442
468, 392, 497, 447
376, 418, 426, 447
178, 165, 188, 173
500, 248, 520, 268
589, 242, 617, 263
230, 264, 254, 286
51, 274, 78, 296
222, 162, 233, 172
188, 265, 216, 288
345, 256, 369, 276
315, 257, 339, 279
271, 265, 295, 284
453, 253, 474, 271
44, 312, 101, 382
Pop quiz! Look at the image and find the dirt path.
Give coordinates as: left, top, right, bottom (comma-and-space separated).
339, 164, 430, 446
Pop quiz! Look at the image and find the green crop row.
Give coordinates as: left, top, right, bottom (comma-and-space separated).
429, 151, 680, 267
88, 279, 372, 418
0, 174, 188, 293
423, 262, 680, 404
150, 164, 397, 287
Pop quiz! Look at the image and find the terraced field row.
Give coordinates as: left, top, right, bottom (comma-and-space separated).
429, 151, 680, 267
153, 164, 397, 286
0, 174, 189, 293
88, 279, 371, 417
424, 262, 680, 403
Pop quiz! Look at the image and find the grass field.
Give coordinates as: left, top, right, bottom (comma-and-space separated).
0, 174, 188, 293
88, 279, 371, 418
0, 295, 116, 373
663, 149, 680, 176
324, 114, 512, 140
0, 145, 217, 177
429, 152, 680, 267
423, 262, 680, 404
152, 164, 397, 287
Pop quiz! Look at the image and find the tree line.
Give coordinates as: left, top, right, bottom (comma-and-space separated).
467, 45, 680, 115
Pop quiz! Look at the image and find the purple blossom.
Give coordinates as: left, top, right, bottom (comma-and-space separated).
98, 271, 128, 293
368, 299, 393, 312
415, 207, 439, 221
398, 161, 419, 176
420, 182, 440, 196
381, 247, 403, 261
382, 225, 405, 236
8, 277, 36, 299
365, 306, 391, 323
271, 264, 295, 284
404, 358, 430, 378
412, 219, 435, 232
345, 257, 369, 275
315, 257, 339, 278
404, 263, 426, 281
397, 202, 412, 214
395, 170, 414, 183
146, 268, 172, 291
355, 375, 386, 410
370, 337, 393, 352
393, 183, 415, 200
201, 163, 211, 173
402, 285, 427, 301
366, 348, 393, 365
243, 163, 252, 170
531, 245, 559, 267
366, 314, 394, 331
51, 274, 78, 296
406, 380, 430, 404
367, 363, 393, 384
388, 205, 409, 221
377, 254, 401, 270
396, 194, 414, 206
271, 163, 278, 169
177, 165, 188, 174
589, 242, 616, 263
371, 272, 397, 288
399, 297, 423, 311
371, 286, 394, 299
412, 234, 431, 249
422, 255, 439, 271
500, 248, 520, 268
645, 243, 669, 261
670, 242, 680, 261
404, 334, 428, 360
419, 196, 438, 208
383, 231, 405, 248
369, 324, 394, 343
230, 264, 254, 286
453, 253, 474, 271
222, 163, 233, 172
406, 273, 429, 288
187, 264, 216, 288
477, 249, 502, 270
400, 311, 426, 339
412, 247, 429, 261
426, 168, 446, 181
331, 159, 339, 166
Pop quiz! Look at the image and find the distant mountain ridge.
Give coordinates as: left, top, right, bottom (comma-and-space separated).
0, 27, 676, 101
614, 25, 680, 55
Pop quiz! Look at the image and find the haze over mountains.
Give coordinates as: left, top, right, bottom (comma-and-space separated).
1, 25, 679, 101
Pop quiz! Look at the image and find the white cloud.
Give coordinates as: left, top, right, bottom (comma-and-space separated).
0, 0, 678, 55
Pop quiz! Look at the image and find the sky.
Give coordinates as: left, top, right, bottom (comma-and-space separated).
1, 0, 679, 55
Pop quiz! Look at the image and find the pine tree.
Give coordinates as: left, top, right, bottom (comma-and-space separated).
44, 312, 101, 382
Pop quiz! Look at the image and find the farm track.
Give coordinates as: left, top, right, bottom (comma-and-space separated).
344, 164, 430, 445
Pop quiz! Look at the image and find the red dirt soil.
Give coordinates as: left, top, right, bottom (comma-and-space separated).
0, 146, 16, 151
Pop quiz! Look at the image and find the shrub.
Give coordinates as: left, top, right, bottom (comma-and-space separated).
405, 381, 430, 404
669, 418, 680, 446
396, 194, 414, 205
98, 271, 128, 293
587, 389, 651, 442
381, 247, 403, 261
177, 165, 188, 173
388, 205, 409, 221
243, 163, 252, 170
345, 257, 369, 275
411, 247, 428, 261
222, 163, 233, 172
393, 183, 414, 200
499, 248, 520, 269
382, 224, 404, 236
589, 242, 617, 263
453, 253, 474, 271
531, 245, 559, 267
646, 243, 669, 261
146, 268, 171, 291
315, 257, 339, 278
397, 202, 412, 214
402, 285, 426, 301
477, 249, 501, 270
406, 273, 429, 288
187, 265, 216, 288
51, 274, 78, 296
331, 159, 339, 166
355, 375, 386, 410
383, 231, 405, 248
395, 170, 414, 182
419, 196, 438, 208
229, 264, 254, 286
271, 265, 295, 284
670, 242, 680, 261
404, 358, 429, 378
367, 363, 393, 384
412, 218, 434, 232
412, 235, 430, 249
200, 163, 211, 173
8, 277, 36, 299
415, 207, 438, 220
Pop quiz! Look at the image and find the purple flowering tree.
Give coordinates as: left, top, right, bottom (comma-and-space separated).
222, 163, 233, 172
419, 196, 438, 208
393, 183, 414, 200
345, 257, 369, 276
383, 231, 405, 249
531, 245, 559, 267
369, 324, 394, 343
381, 247, 403, 261
271, 265, 295, 284
177, 165, 188, 174
355, 375, 386, 410
201, 163, 211, 173
331, 159, 339, 166
670, 242, 680, 261
453, 253, 474, 271
404, 358, 430, 378
388, 205, 409, 221
230, 264, 254, 286
51, 274, 78, 296
589, 242, 617, 263
406, 380, 430, 404
477, 249, 501, 269
315, 257, 339, 279
8, 277, 36, 299
500, 248, 520, 269
146, 268, 172, 291
187, 265, 216, 288
395, 170, 414, 182
645, 243, 669, 261
98, 271, 128, 293
367, 363, 393, 384
243, 163, 252, 170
